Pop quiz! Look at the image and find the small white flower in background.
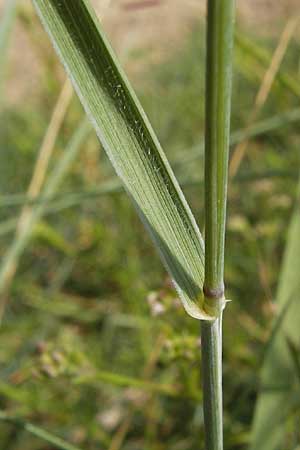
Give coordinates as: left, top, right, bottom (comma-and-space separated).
147, 291, 165, 316
97, 405, 124, 431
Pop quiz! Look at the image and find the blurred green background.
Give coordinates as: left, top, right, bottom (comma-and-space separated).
0, 1, 300, 449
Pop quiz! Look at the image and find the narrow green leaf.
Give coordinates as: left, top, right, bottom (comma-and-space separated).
235, 31, 300, 98
0, 120, 91, 297
0, 0, 18, 103
0, 217, 17, 237
286, 336, 300, 383
0, 411, 84, 450
34, 221, 75, 255
250, 180, 300, 450
75, 370, 199, 400
178, 107, 300, 168
32, 0, 211, 320
0, 0, 18, 53
0, 178, 121, 210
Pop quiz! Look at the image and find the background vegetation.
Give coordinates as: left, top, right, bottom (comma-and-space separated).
0, 1, 300, 449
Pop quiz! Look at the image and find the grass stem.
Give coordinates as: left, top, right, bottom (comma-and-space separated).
201, 0, 235, 449
201, 318, 223, 450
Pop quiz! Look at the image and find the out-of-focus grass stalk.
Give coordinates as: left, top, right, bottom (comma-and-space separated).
0, 79, 73, 315
0, 410, 84, 450
176, 106, 300, 167
250, 177, 300, 450
0, 120, 91, 317
229, 16, 300, 177
26, 80, 73, 198
235, 30, 300, 98
107, 334, 165, 450
0, 0, 18, 105
75, 368, 194, 399
15, 79, 73, 236
201, 1, 235, 449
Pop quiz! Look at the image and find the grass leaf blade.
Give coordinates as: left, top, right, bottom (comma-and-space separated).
0, 410, 84, 450
0, 120, 91, 309
0, 0, 18, 103
250, 180, 300, 450
32, 0, 210, 320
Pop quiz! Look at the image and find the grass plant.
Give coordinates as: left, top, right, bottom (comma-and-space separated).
0, 1, 299, 449
31, 1, 235, 449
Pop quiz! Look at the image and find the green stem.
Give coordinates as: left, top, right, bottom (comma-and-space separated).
201, 0, 235, 449
201, 318, 223, 450
204, 0, 235, 308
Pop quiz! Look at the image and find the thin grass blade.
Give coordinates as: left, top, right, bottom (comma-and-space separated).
0, 411, 84, 450
0, 120, 91, 313
235, 31, 300, 98
0, 0, 18, 103
250, 179, 300, 450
